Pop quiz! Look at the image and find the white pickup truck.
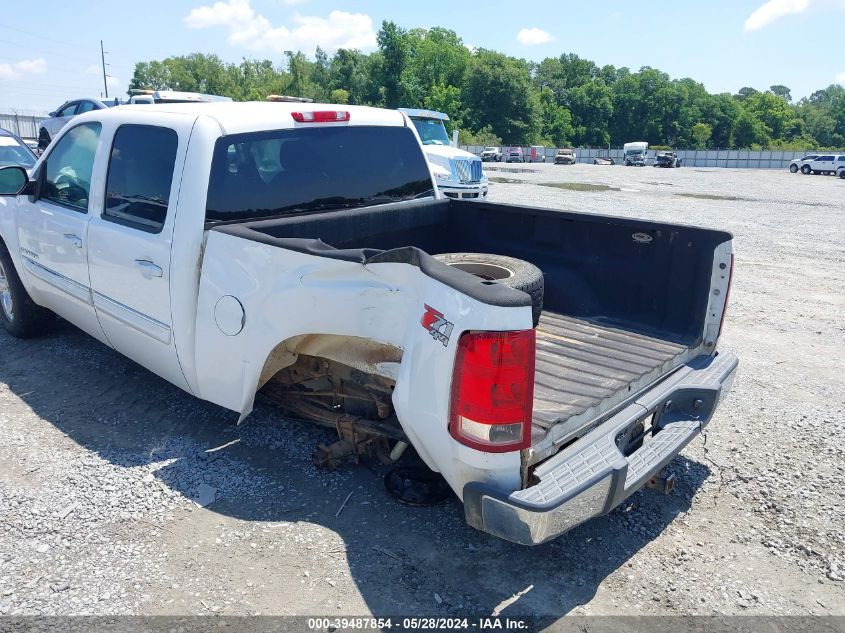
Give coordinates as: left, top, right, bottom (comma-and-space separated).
0, 102, 738, 545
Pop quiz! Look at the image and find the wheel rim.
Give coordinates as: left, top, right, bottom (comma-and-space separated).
0, 259, 13, 322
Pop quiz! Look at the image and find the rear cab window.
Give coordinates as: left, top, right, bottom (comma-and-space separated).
206, 125, 434, 222
103, 125, 178, 233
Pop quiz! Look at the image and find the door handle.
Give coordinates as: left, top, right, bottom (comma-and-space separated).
63, 234, 82, 248
134, 259, 163, 279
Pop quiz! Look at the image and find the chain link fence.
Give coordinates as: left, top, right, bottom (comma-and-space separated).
0, 110, 49, 141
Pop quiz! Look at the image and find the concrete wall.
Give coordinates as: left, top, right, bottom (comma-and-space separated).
462, 145, 822, 169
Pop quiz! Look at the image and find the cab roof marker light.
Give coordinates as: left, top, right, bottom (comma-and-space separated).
291, 111, 351, 123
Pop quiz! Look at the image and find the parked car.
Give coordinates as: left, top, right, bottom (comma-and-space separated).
527, 146, 546, 163
0, 102, 737, 546
789, 154, 818, 173
593, 156, 615, 165
399, 108, 488, 200
654, 151, 682, 168
37, 99, 113, 150
504, 146, 525, 163
554, 148, 576, 165
800, 154, 845, 175
0, 128, 38, 173
480, 147, 502, 162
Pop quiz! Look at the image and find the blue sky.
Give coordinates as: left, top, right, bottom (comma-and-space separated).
2, 0, 844, 113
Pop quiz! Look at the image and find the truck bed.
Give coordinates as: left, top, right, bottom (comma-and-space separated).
215, 198, 731, 441
533, 312, 687, 429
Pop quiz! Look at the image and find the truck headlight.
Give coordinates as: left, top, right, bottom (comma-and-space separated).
432, 167, 452, 181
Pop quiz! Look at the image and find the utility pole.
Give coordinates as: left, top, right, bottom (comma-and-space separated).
100, 40, 109, 99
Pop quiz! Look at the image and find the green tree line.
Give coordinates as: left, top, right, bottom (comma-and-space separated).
129, 21, 845, 150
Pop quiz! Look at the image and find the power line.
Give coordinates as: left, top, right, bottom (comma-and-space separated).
0, 38, 102, 67
1, 78, 112, 90
0, 24, 137, 65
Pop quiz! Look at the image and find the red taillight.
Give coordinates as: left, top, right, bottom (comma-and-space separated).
718, 254, 734, 337
291, 111, 351, 123
449, 330, 536, 453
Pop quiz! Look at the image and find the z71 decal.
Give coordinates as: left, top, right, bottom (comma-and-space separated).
421, 304, 454, 347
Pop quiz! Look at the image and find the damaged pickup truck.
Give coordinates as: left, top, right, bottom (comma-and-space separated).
0, 102, 737, 545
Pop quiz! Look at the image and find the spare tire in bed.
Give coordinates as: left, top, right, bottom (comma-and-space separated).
433, 252, 544, 327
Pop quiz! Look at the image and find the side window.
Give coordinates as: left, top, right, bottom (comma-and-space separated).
76, 101, 96, 114
57, 103, 78, 117
838, 156, 845, 162
42, 122, 102, 212
819, 155, 834, 161
104, 125, 178, 234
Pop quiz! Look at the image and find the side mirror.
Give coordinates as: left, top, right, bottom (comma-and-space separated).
0, 166, 29, 196
48, 111, 57, 117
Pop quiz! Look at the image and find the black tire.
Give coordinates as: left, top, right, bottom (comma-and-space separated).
801, 164, 811, 174
433, 252, 544, 327
0, 242, 54, 338
789, 164, 798, 173
37, 128, 51, 151
839, 170, 845, 179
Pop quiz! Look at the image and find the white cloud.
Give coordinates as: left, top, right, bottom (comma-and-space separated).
516, 27, 554, 46
0, 57, 47, 80
837, 71, 845, 85
184, 0, 376, 54
744, 0, 811, 31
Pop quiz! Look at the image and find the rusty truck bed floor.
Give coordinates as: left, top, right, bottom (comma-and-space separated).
532, 312, 688, 429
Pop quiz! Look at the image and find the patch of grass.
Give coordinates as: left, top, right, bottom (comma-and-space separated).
540, 182, 620, 192
674, 192, 754, 201
485, 166, 540, 173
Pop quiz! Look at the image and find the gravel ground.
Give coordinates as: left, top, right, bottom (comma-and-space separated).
0, 164, 843, 622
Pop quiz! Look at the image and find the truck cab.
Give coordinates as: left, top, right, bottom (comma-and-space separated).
399, 108, 488, 200
623, 141, 649, 166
